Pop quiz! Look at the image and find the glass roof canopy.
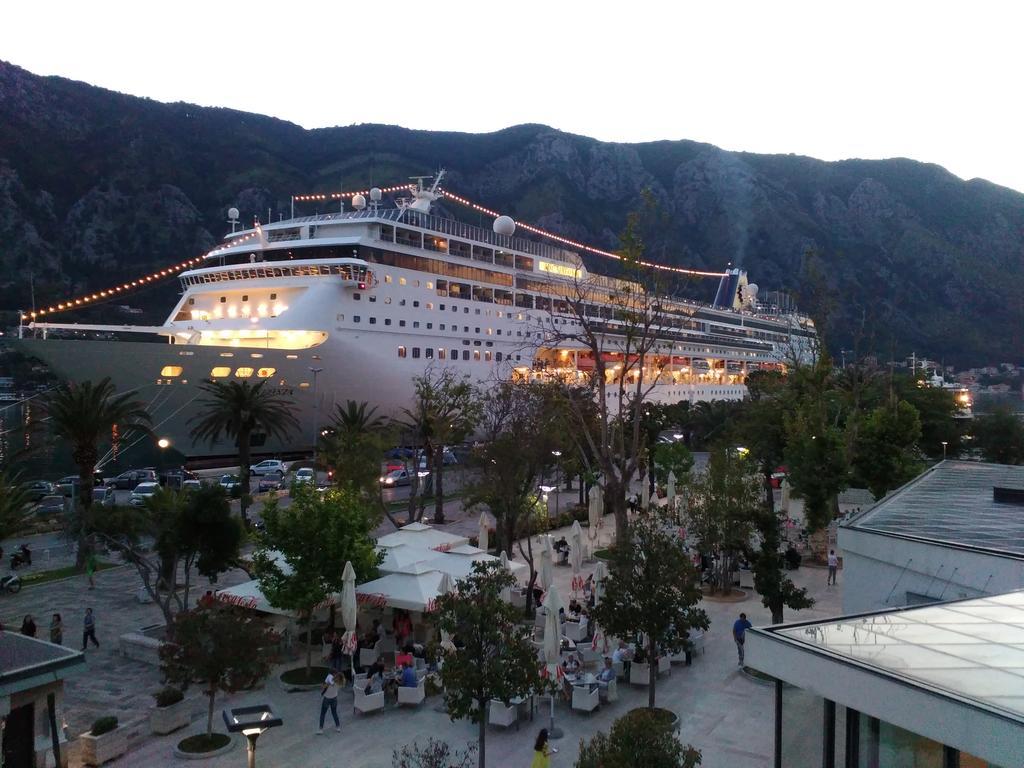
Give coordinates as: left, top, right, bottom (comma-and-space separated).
776, 590, 1024, 722
847, 461, 1024, 556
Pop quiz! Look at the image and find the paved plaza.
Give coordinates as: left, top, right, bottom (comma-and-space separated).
1, 506, 842, 768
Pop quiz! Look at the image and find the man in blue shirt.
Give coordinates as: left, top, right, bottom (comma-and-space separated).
732, 612, 753, 666
399, 663, 419, 688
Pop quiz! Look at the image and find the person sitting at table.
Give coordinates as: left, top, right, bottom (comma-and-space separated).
567, 598, 582, 617
562, 653, 581, 676
612, 641, 633, 676
364, 662, 385, 694
596, 657, 616, 687
399, 661, 419, 688
360, 619, 383, 649
395, 644, 414, 668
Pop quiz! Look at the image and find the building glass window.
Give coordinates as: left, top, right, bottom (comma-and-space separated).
398, 346, 407, 358
425, 348, 434, 359
451, 349, 459, 360
438, 349, 446, 360
353, 316, 361, 323
412, 347, 421, 359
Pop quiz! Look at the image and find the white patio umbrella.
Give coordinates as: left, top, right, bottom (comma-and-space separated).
593, 560, 608, 606
667, 470, 677, 508
438, 572, 457, 654
569, 520, 584, 594
340, 561, 358, 680
477, 511, 489, 553
540, 535, 554, 591
499, 550, 513, 602
542, 585, 565, 739
587, 485, 602, 541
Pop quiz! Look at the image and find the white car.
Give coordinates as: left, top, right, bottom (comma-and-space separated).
379, 468, 413, 487
249, 459, 286, 477
129, 482, 160, 507
219, 475, 241, 492
182, 479, 203, 492
292, 468, 316, 485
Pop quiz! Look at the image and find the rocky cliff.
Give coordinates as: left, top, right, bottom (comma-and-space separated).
1, 61, 1021, 365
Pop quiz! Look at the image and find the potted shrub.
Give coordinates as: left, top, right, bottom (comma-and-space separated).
151, 685, 190, 735
80, 716, 126, 766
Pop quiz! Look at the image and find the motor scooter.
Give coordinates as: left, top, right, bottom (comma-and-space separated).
0, 572, 21, 594
10, 545, 32, 570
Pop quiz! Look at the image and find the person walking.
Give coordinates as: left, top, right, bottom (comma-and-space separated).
20, 615, 37, 638
531, 728, 553, 768
49, 613, 63, 645
82, 608, 99, 650
317, 671, 341, 734
732, 612, 752, 666
86, 552, 98, 590
827, 549, 839, 586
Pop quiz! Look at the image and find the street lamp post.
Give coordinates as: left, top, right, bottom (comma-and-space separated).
309, 367, 323, 469
551, 450, 562, 515
941, 441, 948, 461
223, 705, 282, 768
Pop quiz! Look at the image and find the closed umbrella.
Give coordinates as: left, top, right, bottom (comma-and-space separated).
438, 572, 457, 654
477, 511, 489, 553
593, 560, 608, 606
340, 561, 358, 680
667, 470, 677, 509
540, 535, 554, 590
569, 520, 584, 594
587, 485, 602, 541
499, 550, 513, 603
542, 585, 565, 739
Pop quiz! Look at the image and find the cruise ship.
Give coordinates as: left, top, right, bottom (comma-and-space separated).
17, 174, 816, 459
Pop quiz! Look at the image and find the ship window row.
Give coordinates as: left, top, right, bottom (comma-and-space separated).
364, 248, 514, 288
206, 367, 277, 378
397, 346, 515, 363
182, 262, 369, 286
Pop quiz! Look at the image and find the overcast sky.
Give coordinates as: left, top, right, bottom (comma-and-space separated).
4, 1, 1022, 191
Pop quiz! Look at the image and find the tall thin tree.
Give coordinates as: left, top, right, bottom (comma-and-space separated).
41, 378, 151, 568
190, 380, 298, 523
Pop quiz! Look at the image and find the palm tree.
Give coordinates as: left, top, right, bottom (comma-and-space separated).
190, 380, 298, 523
320, 400, 390, 495
0, 472, 33, 543
41, 378, 152, 568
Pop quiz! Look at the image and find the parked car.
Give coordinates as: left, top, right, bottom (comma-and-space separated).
35, 495, 66, 516
181, 479, 203, 493
110, 469, 157, 490
257, 476, 282, 493
292, 468, 316, 486
249, 459, 286, 477
91, 486, 116, 508
22, 481, 53, 502
219, 475, 241, 493
379, 468, 425, 487
56, 476, 79, 496
129, 482, 160, 507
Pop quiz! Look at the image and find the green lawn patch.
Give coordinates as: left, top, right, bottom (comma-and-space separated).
21, 561, 118, 586
177, 733, 231, 753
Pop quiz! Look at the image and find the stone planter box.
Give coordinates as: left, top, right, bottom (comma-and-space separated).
151, 698, 191, 735
80, 727, 127, 766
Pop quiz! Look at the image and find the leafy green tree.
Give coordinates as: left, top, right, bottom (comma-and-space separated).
320, 400, 391, 496
253, 483, 380, 676
686, 450, 761, 593
436, 562, 541, 768
896, 379, 960, 460
403, 369, 480, 524
851, 401, 923, 499
576, 710, 702, 768
973, 407, 1024, 465
784, 415, 848, 533
0, 473, 32, 542
95, 485, 243, 634
652, 441, 694, 487
160, 603, 275, 739
591, 510, 708, 709
41, 378, 151, 568
750, 506, 813, 624
190, 380, 298, 524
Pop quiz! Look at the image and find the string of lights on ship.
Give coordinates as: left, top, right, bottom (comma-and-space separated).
22, 184, 728, 323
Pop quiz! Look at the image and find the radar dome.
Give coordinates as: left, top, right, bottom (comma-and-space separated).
369, 187, 382, 202
228, 207, 239, 220
351, 194, 367, 210
493, 215, 516, 236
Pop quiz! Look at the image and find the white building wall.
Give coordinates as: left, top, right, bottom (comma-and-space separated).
838, 526, 1024, 614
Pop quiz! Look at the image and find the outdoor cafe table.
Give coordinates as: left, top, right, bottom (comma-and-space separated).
565, 672, 598, 691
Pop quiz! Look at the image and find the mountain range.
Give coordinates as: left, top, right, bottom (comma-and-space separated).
1, 60, 1021, 366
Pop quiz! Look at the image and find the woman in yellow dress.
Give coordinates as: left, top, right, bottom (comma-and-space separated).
531, 728, 551, 768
